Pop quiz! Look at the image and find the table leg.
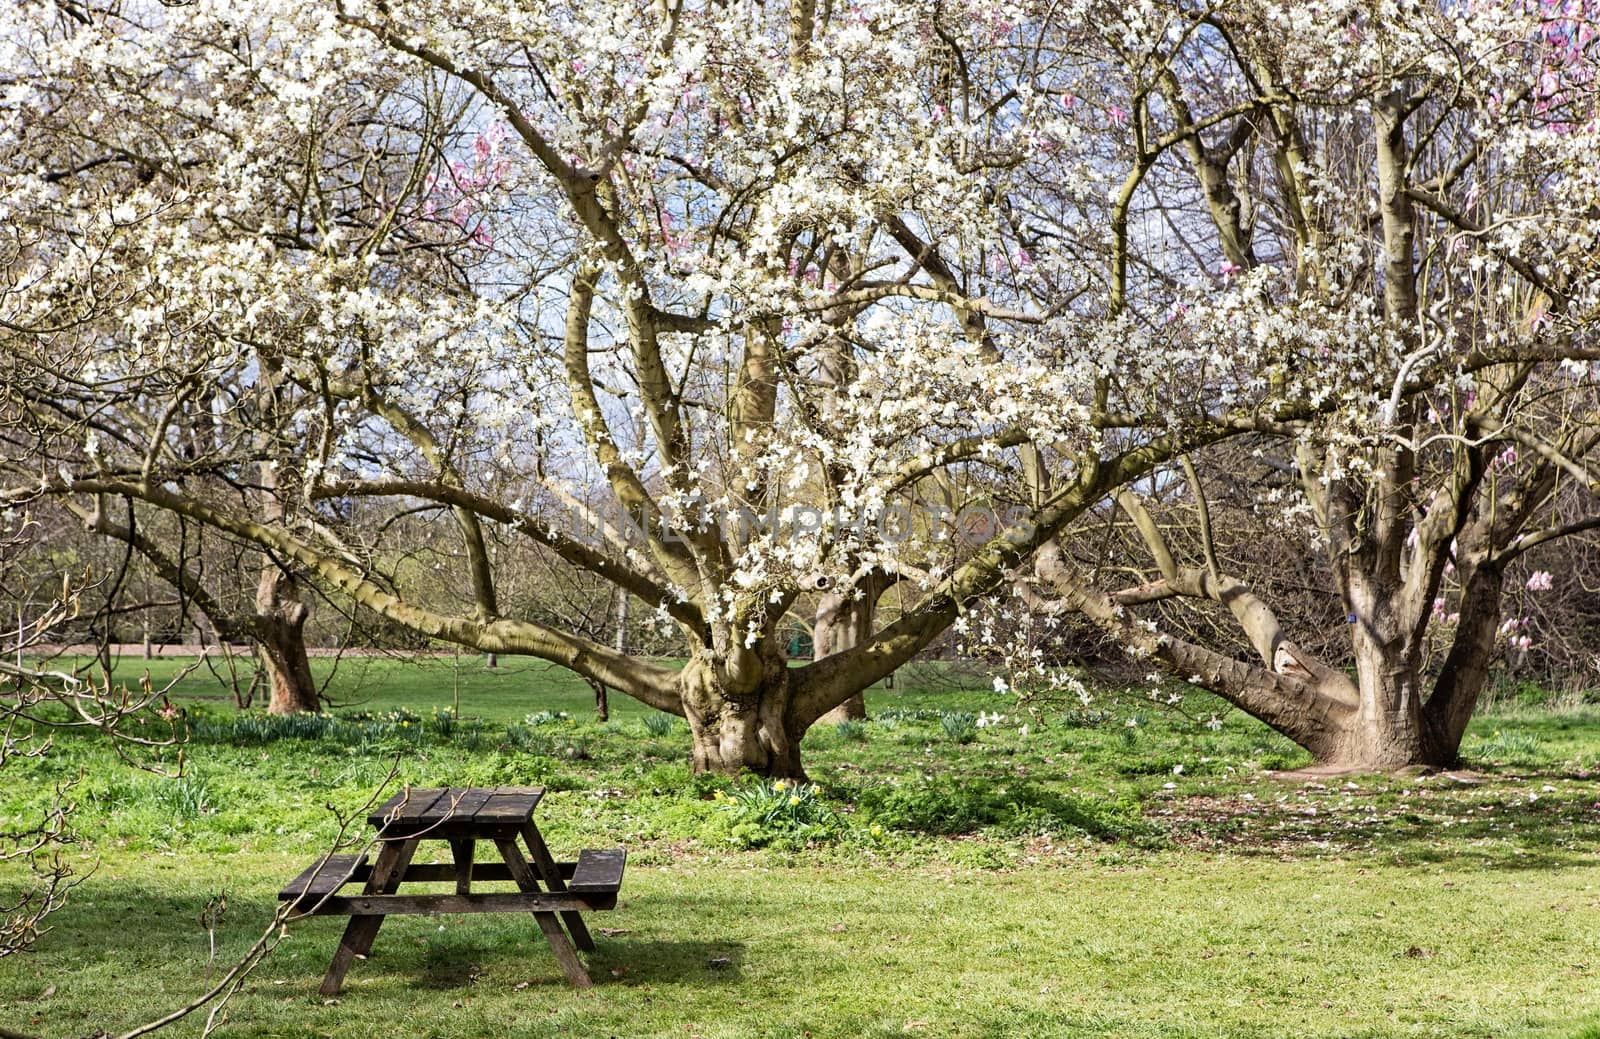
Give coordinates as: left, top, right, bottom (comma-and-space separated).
319, 838, 418, 996
495, 837, 593, 988
449, 839, 475, 895
522, 821, 596, 952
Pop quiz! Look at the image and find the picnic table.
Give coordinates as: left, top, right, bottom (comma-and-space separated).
277, 786, 626, 993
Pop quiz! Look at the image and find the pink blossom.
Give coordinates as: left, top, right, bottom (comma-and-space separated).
1107, 104, 1127, 126
1526, 570, 1554, 591
1218, 261, 1242, 278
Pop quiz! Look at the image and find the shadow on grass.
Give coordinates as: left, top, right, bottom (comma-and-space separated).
8, 879, 748, 1001
596, 938, 746, 985
1160, 769, 1600, 870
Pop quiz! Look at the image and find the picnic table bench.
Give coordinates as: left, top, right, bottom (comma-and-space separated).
278, 786, 625, 993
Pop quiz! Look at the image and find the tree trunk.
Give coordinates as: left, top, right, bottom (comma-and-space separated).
814, 588, 869, 723
678, 648, 806, 778
1340, 630, 1432, 768
591, 587, 624, 722
1420, 559, 1504, 764
814, 575, 891, 723
256, 567, 319, 715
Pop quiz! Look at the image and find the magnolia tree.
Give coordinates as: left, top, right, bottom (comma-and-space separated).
997, 0, 1600, 768
4, 0, 1596, 775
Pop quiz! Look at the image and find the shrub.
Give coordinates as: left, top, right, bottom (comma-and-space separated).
523, 710, 572, 727
94, 776, 217, 820
642, 762, 693, 794
713, 778, 841, 848
1466, 730, 1548, 765
642, 712, 679, 737
835, 720, 868, 742
186, 711, 337, 745
158, 777, 215, 820
940, 711, 978, 744
503, 724, 550, 754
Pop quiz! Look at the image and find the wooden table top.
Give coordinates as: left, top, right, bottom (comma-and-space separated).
368, 786, 546, 838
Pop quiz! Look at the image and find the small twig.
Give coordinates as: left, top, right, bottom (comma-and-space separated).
111, 762, 403, 1039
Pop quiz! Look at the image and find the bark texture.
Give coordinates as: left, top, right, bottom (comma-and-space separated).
256, 567, 319, 715
678, 648, 807, 779
813, 576, 889, 723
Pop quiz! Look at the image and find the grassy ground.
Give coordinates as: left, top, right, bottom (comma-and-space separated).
4, 656, 1600, 1038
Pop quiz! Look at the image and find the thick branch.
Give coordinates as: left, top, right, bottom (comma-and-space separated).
41, 478, 683, 710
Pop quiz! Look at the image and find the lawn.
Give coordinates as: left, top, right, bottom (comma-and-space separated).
4, 655, 1600, 1038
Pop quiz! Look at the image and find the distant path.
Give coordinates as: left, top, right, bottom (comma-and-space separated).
33, 644, 462, 658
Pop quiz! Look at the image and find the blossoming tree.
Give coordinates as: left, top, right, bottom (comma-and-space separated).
4, 0, 1598, 775
1007, 0, 1600, 768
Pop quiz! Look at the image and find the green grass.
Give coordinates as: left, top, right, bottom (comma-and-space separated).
5, 656, 1600, 1038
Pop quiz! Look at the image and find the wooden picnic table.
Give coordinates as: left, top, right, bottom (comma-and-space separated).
277, 786, 626, 993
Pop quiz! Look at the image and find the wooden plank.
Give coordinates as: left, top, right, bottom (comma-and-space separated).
319, 837, 417, 996
395, 862, 579, 884
438, 787, 496, 822
368, 787, 450, 832
450, 839, 475, 895
277, 853, 369, 904
497, 837, 593, 988
536, 911, 595, 989
523, 822, 595, 952
369, 787, 545, 838
568, 849, 627, 895
288, 890, 616, 916
474, 787, 544, 826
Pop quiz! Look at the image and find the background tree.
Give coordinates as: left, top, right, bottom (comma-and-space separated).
7, 0, 1598, 776
1010, 0, 1600, 768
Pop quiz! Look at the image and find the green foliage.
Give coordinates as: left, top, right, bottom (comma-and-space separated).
8, 658, 1600, 1036
641, 711, 679, 737
502, 724, 545, 753
834, 720, 868, 742
91, 775, 217, 821
523, 710, 573, 726
855, 778, 1158, 844
939, 710, 978, 744
712, 779, 841, 848
641, 762, 694, 794
1466, 729, 1549, 765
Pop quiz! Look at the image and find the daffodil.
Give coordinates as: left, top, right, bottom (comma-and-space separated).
789, 795, 800, 806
